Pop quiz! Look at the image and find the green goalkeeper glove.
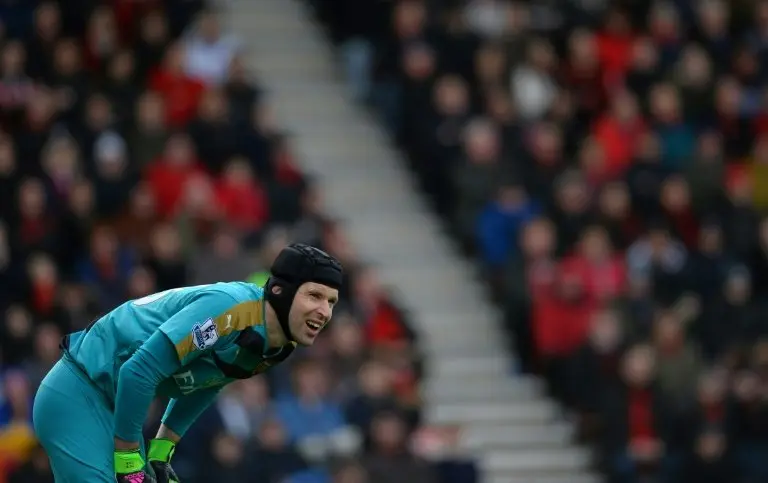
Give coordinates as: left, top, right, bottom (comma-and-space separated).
148, 438, 180, 483
114, 448, 156, 483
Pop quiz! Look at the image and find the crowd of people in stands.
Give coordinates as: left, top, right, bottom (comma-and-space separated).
0, 2, 479, 483
314, 0, 768, 482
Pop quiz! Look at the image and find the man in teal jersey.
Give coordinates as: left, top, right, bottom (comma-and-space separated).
32, 243, 342, 483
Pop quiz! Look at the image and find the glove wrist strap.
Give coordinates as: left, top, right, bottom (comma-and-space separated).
114, 449, 144, 474
148, 438, 176, 463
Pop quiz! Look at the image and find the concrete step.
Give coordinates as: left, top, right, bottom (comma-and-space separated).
421, 336, 507, 356
384, 286, 489, 311
485, 474, 603, 483
424, 386, 536, 404
425, 375, 542, 398
461, 422, 573, 450
483, 447, 593, 473
428, 355, 510, 378
428, 401, 558, 425
423, 347, 517, 362
351, 221, 445, 243
305, 161, 412, 182
416, 311, 502, 329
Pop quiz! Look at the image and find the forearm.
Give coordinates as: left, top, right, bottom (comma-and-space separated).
114, 332, 181, 445
114, 359, 161, 448
160, 386, 221, 438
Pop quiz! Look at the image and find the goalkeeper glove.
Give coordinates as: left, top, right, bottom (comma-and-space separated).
114, 448, 156, 483
148, 438, 180, 483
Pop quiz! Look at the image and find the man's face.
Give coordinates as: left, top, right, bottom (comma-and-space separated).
287, 282, 338, 346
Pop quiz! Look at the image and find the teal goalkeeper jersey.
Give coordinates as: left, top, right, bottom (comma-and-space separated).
61, 281, 296, 441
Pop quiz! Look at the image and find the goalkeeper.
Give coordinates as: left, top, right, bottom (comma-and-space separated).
32, 244, 342, 483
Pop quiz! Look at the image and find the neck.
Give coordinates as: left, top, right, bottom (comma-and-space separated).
264, 302, 289, 348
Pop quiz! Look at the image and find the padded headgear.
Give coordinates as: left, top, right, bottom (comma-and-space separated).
265, 243, 343, 341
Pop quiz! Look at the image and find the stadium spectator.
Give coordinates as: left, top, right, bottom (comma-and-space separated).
275, 361, 348, 444
181, 11, 239, 87
362, 411, 436, 483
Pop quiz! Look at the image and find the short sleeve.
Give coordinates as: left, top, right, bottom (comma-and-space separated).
158, 291, 239, 366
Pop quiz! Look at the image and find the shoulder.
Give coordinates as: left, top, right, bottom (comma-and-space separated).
204, 282, 264, 303
183, 282, 260, 311
202, 283, 267, 337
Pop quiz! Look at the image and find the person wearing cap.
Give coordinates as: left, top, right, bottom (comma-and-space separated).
31, 243, 343, 483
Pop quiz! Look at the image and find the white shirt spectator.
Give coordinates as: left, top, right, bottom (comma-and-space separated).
464, 0, 509, 39
626, 236, 688, 280
183, 30, 239, 85
511, 65, 557, 120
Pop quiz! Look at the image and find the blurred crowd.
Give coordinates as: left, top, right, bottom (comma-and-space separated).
0, 2, 482, 483
313, 0, 768, 482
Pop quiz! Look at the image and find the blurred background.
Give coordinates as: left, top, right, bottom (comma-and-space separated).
1, 0, 768, 483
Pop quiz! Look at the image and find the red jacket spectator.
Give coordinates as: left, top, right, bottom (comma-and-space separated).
593, 90, 647, 178
560, 256, 626, 305
352, 267, 411, 346
366, 299, 408, 345
532, 273, 594, 357
560, 226, 627, 304
533, 226, 625, 358
145, 134, 209, 218
216, 157, 269, 232
596, 9, 635, 85
149, 44, 206, 127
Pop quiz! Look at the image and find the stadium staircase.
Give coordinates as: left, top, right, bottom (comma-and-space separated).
223, 1, 601, 481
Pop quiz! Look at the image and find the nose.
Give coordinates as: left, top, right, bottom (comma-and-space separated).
316, 301, 331, 321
